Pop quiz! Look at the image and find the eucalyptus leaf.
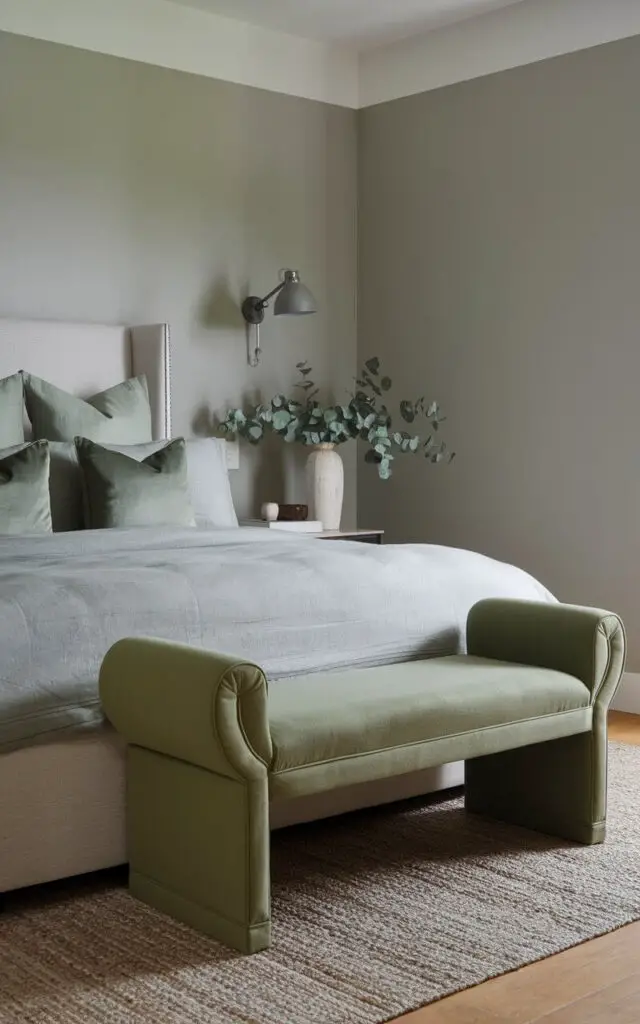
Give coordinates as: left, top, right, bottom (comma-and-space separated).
400, 401, 415, 423
365, 357, 380, 376
272, 410, 292, 431
380, 377, 392, 391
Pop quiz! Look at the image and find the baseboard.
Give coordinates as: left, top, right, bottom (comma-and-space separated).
612, 672, 640, 714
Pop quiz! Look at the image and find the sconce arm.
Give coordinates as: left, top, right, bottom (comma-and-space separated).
241, 282, 285, 326
258, 281, 286, 306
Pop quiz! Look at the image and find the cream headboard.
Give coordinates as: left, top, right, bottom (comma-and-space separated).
0, 318, 171, 440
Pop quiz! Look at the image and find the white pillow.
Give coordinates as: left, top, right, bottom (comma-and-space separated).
184, 438, 238, 528
102, 438, 238, 529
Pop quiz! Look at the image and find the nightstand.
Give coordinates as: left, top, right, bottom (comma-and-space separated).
318, 530, 384, 545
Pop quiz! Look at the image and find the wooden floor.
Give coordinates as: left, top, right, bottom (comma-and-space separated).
395, 712, 640, 1024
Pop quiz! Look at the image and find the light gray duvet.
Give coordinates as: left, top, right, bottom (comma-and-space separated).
0, 527, 554, 751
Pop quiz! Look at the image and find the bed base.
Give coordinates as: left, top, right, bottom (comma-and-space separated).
0, 731, 463, 892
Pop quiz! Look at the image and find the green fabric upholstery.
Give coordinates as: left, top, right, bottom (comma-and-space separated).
100, 599, 625, 954
101, 638, 272, 777
467, 599, 625, 699
23, 372, 152, 444
465, 599, 626, 845
0, 441, 52, 535
100, 639, 271, 954
75, 437, 196, 529
0, 374, 25, 447
268, 658, 590, 800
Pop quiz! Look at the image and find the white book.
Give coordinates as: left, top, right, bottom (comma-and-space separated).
241, 519, 323, 533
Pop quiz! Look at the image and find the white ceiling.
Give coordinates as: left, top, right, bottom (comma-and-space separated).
165, 0, 528, 48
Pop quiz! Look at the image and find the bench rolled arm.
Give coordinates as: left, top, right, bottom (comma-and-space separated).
100, 637, 272, 781
467, 599, 626, 704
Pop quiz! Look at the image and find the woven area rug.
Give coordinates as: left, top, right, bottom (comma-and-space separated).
2, 743, 640, 1024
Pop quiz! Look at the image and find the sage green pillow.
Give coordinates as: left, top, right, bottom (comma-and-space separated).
0, 441, 52, 535
75, 437, 196, 530
0, 374, 25, 447
23, 373, 152, 444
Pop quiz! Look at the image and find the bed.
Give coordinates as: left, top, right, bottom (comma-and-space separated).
0, 318, 170, 891
0, 318, 553, 894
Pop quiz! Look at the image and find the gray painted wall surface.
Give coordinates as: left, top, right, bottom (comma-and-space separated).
359, 34, 640, 665
0, 32, 358, 525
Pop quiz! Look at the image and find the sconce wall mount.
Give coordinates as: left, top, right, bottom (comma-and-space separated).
242, 269, 316, 367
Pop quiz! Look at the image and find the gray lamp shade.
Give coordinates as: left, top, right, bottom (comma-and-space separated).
273, 270, 317, 316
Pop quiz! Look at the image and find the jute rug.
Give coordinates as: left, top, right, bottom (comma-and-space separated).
2, 743, 640, 1024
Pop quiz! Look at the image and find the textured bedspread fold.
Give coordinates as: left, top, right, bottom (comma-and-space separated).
0, 527, 554, 751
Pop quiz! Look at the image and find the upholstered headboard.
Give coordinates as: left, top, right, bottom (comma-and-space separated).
0, 318, 171, 440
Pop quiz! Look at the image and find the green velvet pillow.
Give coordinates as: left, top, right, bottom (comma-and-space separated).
23, 373, 152, 444
75, 437, 196, 530
0, 374, 25, 447
0, 441, 52, 535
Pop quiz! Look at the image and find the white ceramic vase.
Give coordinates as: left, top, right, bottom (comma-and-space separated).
306, 443, 344, 530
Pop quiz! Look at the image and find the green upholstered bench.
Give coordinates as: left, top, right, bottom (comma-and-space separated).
99, 598, 626, 954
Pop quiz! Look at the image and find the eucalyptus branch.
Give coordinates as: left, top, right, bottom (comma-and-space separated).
220, 358, 453, 480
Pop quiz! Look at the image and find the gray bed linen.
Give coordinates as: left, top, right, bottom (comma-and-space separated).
0, 527, 554, 751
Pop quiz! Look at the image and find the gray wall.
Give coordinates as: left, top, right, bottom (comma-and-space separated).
359, 34, 640, 666
0, 32, 358, 525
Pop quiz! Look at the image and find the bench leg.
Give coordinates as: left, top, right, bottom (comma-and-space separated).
127, 747, 271, 953
465, 723, 608, 845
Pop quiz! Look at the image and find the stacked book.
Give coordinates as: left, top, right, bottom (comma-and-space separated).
241, 519, 323, 533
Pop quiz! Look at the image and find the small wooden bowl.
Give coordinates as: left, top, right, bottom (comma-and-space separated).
277, 504, 308, 522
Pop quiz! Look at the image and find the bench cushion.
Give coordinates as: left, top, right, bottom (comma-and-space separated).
268, 656, 592, 799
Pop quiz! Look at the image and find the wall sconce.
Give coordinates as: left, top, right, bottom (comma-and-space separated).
241, 269, 317, 367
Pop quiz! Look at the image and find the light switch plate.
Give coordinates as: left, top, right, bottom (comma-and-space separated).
225, 439, 240, 470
